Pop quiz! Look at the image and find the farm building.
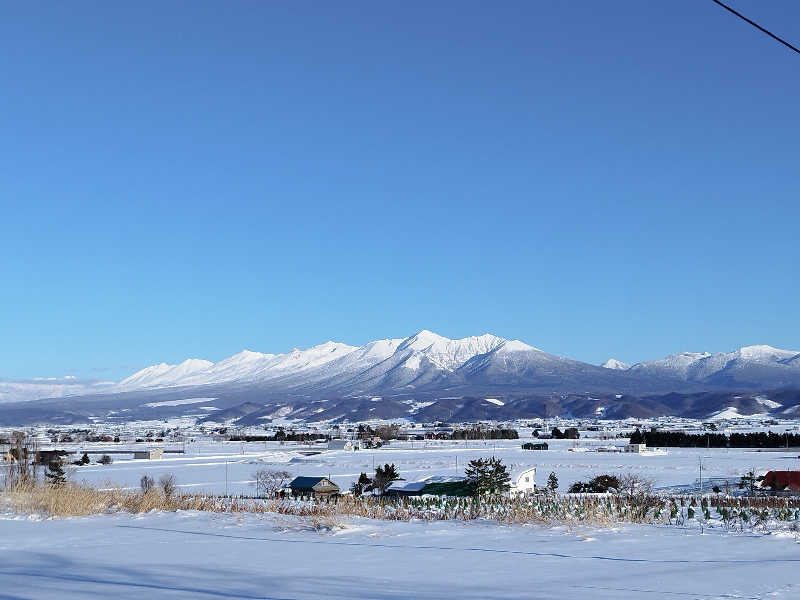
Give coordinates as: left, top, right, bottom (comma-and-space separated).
510, 466, 537, 497
36, 450, 71, 465
762, 471, 800, 492
522, 442, 548, 451
133, 448, 164, 460
625, 443, 648, 453
288, 476, 340, 499
327, 439, 359, 451
597, 445, 623, 453
387, 475, 471, 497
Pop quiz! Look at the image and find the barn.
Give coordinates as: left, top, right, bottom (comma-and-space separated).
288, 476, 340, 499
762, 471, 800, 492
509, 466, 537, 497
133, 449, 164, 460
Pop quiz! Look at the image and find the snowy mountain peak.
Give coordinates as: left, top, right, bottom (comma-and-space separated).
393, 331, 509, 372
399, 330, 451, 351
118, 358, 213, 389
602, 358, 630, 370
737, 345, 797, 361
499, 339, 539, 353
7, 335, 800, 405
228, 349, 275, 361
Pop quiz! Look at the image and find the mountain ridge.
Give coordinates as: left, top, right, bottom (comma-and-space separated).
3, 331, 800, 411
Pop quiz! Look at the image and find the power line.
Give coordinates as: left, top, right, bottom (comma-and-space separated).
710, 0, 800, 55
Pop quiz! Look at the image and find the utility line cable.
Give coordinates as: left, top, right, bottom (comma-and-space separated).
711, 0, 800, 55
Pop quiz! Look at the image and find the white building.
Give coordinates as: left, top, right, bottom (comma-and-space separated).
327, 439, 358, 451
625, 443, 647, 453
133, 448, 164, 460
509, 466, 537, 497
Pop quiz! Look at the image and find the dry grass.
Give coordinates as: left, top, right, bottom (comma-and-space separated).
3, 483, 798, 533
0, 483, 659, 527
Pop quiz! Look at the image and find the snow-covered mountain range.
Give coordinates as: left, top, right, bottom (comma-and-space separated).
3, 332, 800, 423
107, 332, 800, 395
114, 330, 538, 393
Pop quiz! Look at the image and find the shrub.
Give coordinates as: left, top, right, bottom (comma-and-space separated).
159, 474, 177, 498
140, 474, 155, 493
569, 474, 620, 494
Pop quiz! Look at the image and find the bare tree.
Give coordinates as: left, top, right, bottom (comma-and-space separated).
3, 431, 37, 489
140, 474, 155, 493
374, 424, 399, 442
159, 473, 177, 498
252, 468, 292, 497
617, 473, 655, 497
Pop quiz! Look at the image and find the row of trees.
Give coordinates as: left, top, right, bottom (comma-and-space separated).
449, 428, 519, 440
548, 427, 580, 439
630, 429, 800, 448
230, 432, 329, 442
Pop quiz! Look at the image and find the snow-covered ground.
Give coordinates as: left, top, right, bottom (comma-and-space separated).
63, 438, 800, 496
0, 510, 798, 599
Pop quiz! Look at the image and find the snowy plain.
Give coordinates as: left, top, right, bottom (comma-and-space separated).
3, 438, 800, 598
1, 509, 798, 599
64, 438, 800, 497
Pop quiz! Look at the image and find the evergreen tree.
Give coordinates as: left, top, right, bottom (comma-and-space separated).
464, 457, 511, 496
78, 452, 90, 465
368, 464, 402, 495
547, 471, 559, 493
350, 472, 372, 496
45, 461, 67, 486
738, 470, 757, 494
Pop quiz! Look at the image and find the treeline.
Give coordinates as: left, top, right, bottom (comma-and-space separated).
631, 429, 800, 448
448, 428, 519, 440
550, 427, 580, 440
229, 433, 329, 443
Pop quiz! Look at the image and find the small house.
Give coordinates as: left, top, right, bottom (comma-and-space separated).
597, 445, 623, 453
288, 476, 340, 499
133, 448, 164, 460
327, 439, 358, 451
625, 443, 647, 453
510, 466, 537, 497
386, 475, 471, 497
522, 442, 549, 451
762, 471, 800, 492
36, 450, 71, 465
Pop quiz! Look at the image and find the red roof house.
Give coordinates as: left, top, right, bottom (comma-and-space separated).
762, 471, 800, 492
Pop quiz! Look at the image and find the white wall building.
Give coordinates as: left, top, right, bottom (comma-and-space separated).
509, 466, 537, 497
327, 439, 358, 451
625, 443, 647, 453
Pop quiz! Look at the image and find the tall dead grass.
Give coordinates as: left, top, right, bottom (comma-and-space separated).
5, 483, 797, 533
0, 483, 616, 526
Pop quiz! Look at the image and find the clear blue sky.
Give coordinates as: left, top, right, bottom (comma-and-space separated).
2, 1, 799, 380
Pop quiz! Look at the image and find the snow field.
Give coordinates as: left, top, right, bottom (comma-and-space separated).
67, 438, 800, 497
0, 509, 798, 599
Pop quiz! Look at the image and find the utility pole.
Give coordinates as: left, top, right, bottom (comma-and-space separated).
699, 456, 711, 495
699, 457, 702, 495
225, 460, 229, 496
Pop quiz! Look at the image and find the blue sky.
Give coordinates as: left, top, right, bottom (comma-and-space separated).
2, 1, 799, 380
